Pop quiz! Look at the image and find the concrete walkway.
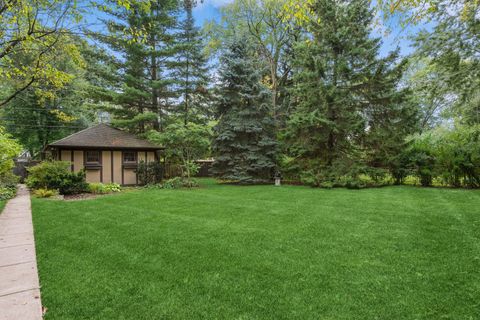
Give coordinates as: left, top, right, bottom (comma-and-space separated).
0, 185, 43, 320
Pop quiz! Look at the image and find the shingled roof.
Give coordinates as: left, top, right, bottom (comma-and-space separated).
48, 124, 162, 150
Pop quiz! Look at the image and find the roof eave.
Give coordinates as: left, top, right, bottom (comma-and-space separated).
47, 144, 164, 150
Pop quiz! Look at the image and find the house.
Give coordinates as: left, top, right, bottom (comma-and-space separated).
47, 124, 163, 185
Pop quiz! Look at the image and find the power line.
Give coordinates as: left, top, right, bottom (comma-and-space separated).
0, 124, 85, 129
0, 119, 83, 124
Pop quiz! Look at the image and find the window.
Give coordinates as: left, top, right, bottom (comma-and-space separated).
123, 151, 137, 164
85, 151, 100, 164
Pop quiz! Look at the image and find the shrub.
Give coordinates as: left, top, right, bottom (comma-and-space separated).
160, 177, 199, 189
136, 161, 163, 185
0, 127, 22, 177
26, 161, 88, 195
88, 183, 121, 194
0, 171, 19, 188
33, 188, 58, 198
299, 162, 390, 189
0, 171, 18, 200
406, 125, 480, 188
0, 186, 16, 200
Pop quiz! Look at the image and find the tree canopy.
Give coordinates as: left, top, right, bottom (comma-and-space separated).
0, 0, 478, 188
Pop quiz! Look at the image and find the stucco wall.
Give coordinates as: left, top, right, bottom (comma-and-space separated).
55, 149, 158, 185
123, 168, 136, 185
86, 169, 101, 183
102, 151, 112, 183
113, 151, 122, 185
138, 151, 146, 163
73, 151, 83, 172
60, 150, 71, 164
147, 151, 155, 162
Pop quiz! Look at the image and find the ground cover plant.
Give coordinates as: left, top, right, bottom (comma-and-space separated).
32, 179, 480, 320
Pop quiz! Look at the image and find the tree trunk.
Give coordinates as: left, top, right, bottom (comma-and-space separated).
151, 31, 160, 131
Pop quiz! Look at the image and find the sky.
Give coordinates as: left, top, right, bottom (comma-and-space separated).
82, 0, 434, 59
191, 0, 433, 58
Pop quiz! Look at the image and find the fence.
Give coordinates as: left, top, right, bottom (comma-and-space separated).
13, 159, 40, 182
163, 160, 214, 179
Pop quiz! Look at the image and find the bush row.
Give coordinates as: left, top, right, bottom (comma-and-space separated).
27, 161, 122, 198
281, 125, 480, 189
0, 172, 19, 200
26, 161, 88, 195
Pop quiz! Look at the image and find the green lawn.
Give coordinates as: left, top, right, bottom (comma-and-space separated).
32, 180, 480, 319
0, 200, 5, 213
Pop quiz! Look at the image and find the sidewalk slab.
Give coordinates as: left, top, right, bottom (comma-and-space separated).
0, 233, 34, 248
0, 262, 39, 297
0, 290, 42, 320
0, 185, 43, 320
0, 244, 36, 266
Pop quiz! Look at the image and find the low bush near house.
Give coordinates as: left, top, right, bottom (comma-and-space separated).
137, 161, 163, 185
145, 177, 199, 190
0, 187, 16, 200
33, 188, 59, 198
26, 161, 88, 195
0, 171, 19, 188
0, 172, 19, 200
88, 183, 122, 194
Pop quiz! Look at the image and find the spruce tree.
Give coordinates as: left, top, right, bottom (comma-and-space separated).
284, 0, 416, 184
172, 0, 210, 125
212, 37, 276, 184
90, 0, 179, 133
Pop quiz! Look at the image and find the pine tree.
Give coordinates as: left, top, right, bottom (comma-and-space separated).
91, 0, 180, 133
212, 37, 277, 184
172, 0, 210, 125
284, 0, 416, 184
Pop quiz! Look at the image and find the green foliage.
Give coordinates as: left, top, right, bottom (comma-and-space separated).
408, 1, 480, 126
0, 171, 19, 189
0, 187, 16, 200
212, 37, 277, 184
143, 177, 199, 189
0, 127, 22, 176
136, 161, 164, 185
0, 170, 18, 200
90, 0, 182, 133
33, 188, 59, 198
0, 0, 82, 107
148, 121, 211, 179
173, 1, 211, 124
26, 161, 88, 195
160, 177, 199, 189
298, 162, 390, 189
216, 0, 297, 128
88, 183, 122, 194
406, 124, 480, 187
283, 0, 418, 188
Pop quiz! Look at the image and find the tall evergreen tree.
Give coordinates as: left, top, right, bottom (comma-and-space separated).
172, 0, 211, 125
284, 0, 417, 184
212, 37, 276, 184
91, 0, 180, 133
